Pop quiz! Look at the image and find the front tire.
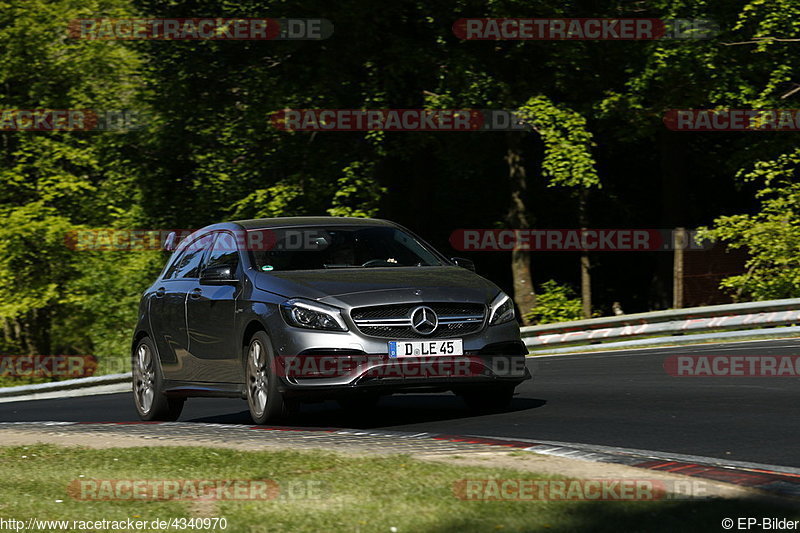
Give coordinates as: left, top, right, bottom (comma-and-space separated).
245, 331, 287, 424
132, 337, 184, 421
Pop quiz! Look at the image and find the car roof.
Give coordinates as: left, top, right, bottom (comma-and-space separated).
231, 216, 398, 230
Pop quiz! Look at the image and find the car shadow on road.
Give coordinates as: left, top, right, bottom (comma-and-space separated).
187, 393, 547, 429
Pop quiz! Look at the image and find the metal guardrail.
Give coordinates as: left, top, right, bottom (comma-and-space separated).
0, 372, 131, 398
520, 298, 800, 349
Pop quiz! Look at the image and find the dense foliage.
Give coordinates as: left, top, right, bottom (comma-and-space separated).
524, 280, 586, 324
1, 0, 798, 368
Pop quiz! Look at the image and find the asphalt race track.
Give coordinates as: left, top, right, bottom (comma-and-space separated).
2, 338, 799, 468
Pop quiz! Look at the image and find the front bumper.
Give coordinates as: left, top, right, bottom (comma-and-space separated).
264, 305, 530, 396
273, 345, 531, 398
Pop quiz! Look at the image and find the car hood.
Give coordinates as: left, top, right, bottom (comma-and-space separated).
253, 266, 500, 307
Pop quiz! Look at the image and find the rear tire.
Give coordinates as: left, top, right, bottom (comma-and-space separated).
459, 384, 516, 412
245, 331, 287, 424
132, 337, 184, 421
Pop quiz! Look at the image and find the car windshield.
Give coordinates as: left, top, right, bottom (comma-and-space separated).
250, 226, 444, 271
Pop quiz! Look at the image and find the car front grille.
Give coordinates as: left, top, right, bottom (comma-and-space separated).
351, 302, 486, 339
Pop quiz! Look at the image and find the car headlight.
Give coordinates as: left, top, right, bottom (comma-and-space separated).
488, 292, 515, 325
280, 299, 348, 331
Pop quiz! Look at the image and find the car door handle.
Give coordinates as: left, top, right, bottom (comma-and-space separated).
155, 287, 166, 297
189, 288, 202, 299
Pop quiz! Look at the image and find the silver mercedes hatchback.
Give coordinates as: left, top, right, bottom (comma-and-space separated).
132, 217, 531, 423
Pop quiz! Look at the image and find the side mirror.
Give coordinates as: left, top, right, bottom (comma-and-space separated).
451, 257, 476, 272
163, 231, 177, 252
200, 265, 238, 285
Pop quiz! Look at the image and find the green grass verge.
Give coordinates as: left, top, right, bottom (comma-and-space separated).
1, 444, 797, 532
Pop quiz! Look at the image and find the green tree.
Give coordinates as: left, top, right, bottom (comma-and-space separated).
0, 0, 145, 361
524, 280, 586, 325
699, 149, 800, 300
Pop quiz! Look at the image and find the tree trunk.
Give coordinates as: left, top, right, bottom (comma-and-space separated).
505, 134, 536, 324
653, 130, 687, 309
9, 317, 30, 355
30, 307, 52, 356
578, 189, 592, 318
673, 227, 686, 308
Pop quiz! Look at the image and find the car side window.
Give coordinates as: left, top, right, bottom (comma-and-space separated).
162, 248, 187, 280
205, 232, 240, 271
175, 246, 206, 279
163, 234, 213, 280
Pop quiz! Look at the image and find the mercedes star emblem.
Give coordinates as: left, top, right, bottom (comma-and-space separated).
410, 306, 438, 335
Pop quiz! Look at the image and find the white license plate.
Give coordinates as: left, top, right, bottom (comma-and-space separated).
388, 339, 463, 358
